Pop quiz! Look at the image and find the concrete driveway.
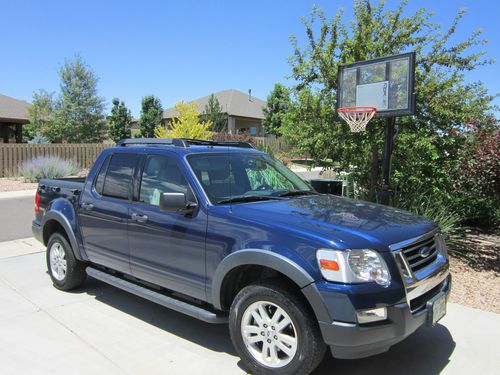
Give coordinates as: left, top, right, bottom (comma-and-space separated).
0, 238, 499, 375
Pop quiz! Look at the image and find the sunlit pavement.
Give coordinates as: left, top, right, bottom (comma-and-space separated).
0, 238, 499, 375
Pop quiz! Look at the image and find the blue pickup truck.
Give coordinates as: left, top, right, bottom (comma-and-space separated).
33, 138, 450, 374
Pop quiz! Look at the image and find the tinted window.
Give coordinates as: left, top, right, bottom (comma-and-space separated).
102, 153, 137, 200
94, 155, 110, 195
139, 155, 188, 206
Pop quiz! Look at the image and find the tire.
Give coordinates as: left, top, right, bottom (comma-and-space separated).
229, 280, 326, 375
46, 232, 86, 291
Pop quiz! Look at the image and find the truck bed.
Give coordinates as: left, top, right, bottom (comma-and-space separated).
38, 177, 86, 209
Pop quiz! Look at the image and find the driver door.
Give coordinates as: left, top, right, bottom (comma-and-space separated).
128, 153, 207, 301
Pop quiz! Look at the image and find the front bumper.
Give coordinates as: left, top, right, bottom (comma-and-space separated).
317, 274, 451, 359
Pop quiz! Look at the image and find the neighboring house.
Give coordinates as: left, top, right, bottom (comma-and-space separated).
163, 89, 267, 136
0, 93, 31, 143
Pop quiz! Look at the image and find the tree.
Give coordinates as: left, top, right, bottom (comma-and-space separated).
52, 55, 106, 143
108, 98, 132, 142
262, 83, 291, 136
283, 1, 496, 204
139, 95, 163, 137
26, 89, 55, 141
155, 101, 212, 140
203, 94, 227, 132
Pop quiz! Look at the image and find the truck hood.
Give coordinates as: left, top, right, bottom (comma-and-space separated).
231, 195, 435, 251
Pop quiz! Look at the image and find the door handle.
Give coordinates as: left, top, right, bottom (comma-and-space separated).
131, 213, 148, 223
81, 202, 94, 211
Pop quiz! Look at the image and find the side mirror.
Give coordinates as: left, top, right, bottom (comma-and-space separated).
159, 192, 197, 214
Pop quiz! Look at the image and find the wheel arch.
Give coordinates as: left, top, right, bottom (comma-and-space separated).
42, 211, 86, 261
212, 250, 315, 310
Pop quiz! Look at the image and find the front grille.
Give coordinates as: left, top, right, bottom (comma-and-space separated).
409, 279, 445, 312
401, 236, 438, 273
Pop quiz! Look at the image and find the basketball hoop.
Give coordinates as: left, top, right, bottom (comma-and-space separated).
337, 106, 376, 132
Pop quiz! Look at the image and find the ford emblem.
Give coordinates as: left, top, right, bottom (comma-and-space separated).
419, 246, 431, 258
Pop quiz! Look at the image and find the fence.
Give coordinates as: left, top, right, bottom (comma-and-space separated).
252, 137, 290, 153
0, 143, 113, 177
0, 137, 290, 177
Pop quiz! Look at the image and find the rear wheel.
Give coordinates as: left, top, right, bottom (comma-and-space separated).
46, 232, 86, 290
229, 280, 326, 375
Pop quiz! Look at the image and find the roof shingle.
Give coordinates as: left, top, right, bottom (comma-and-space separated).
164, 89, 266, 120
0, 94, 30, 123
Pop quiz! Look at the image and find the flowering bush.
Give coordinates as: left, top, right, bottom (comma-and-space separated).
451, 120, 500, 227
20, 156, 80, 182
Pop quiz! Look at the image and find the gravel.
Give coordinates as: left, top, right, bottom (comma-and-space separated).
448, 232, 500, 314
0, 177, 37, 192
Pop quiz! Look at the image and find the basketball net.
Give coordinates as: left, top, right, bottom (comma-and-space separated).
337, 106, 376, 132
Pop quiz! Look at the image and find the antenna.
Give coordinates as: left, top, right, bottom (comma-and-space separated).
248, 89, 252, 102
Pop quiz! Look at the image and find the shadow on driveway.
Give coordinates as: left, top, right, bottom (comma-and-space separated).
78, 277, 455, 374
315, 324, 455, 374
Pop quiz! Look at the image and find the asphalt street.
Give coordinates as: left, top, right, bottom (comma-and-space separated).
0, 196, 35, 241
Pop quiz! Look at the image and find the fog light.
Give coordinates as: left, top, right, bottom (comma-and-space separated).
356, 307, 387, 324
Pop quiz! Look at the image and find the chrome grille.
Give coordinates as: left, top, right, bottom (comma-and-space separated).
401, 236, 438, 273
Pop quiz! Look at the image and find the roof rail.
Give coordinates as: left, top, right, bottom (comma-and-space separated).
116, 138, 254, 149
116, 138, 188, 147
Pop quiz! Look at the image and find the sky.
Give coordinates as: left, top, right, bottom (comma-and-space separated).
1, 0, 498, 118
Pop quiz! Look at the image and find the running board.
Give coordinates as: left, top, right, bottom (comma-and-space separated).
86, 267, 228, 324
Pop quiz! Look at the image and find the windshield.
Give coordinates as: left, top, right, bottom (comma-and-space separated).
187, 152, 314, 204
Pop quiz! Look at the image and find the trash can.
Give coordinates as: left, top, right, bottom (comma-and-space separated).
309, 179, 343, 196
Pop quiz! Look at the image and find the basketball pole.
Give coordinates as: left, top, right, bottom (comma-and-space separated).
380, 117, 395, 205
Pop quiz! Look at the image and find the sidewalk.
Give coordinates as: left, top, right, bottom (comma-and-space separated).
1, 238, 499, 374
0, 189, 36, 200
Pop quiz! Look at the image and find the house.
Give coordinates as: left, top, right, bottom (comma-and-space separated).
163, 89, 267, 136
0, 93, 31, 143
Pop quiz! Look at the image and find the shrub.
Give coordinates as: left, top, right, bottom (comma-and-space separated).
20, 156, 80, 182
211, 132, 254, 144
393, 191, 463, 249
27, 134, 50, 144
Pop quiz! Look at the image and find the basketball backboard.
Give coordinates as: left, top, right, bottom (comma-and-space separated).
337, 52, 416, 118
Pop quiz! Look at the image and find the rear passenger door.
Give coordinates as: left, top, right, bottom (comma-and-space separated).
128, 152, 208, 301
79, 152, 139, 274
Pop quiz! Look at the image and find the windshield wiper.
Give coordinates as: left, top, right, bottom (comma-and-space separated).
216, 195, 283, 204
277, 190, 319, 198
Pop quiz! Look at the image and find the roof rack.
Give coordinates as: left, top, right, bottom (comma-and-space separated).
116, 138, 254, 149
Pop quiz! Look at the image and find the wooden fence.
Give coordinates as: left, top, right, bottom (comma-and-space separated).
252, 137, 290, 153
0, 143, 113, 177
0, 138, 290, 177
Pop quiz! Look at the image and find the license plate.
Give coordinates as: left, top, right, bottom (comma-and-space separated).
428, 293, 446, 326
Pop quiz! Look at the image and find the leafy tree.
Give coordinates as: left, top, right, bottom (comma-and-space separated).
26, 89, 55, 141
52, 55, 106, 143
203, 94, 227, 132
139, 95, 163, 137
155, 101, 212, 140
283, 0, 496, 209
262, 83, 291, 136
108, 98, 132, 142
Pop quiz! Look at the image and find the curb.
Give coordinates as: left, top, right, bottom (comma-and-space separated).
0, 189, 37, 200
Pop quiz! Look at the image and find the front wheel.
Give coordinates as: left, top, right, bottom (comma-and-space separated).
46, 232, 86, 290
229, 280, 326, 375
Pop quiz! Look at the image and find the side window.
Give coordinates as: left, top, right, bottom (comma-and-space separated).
93, 155, 110, 195
101, 153, 137, 200
139, 155, 188, 206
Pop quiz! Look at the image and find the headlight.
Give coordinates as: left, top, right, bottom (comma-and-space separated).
316, 248, 391, 286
